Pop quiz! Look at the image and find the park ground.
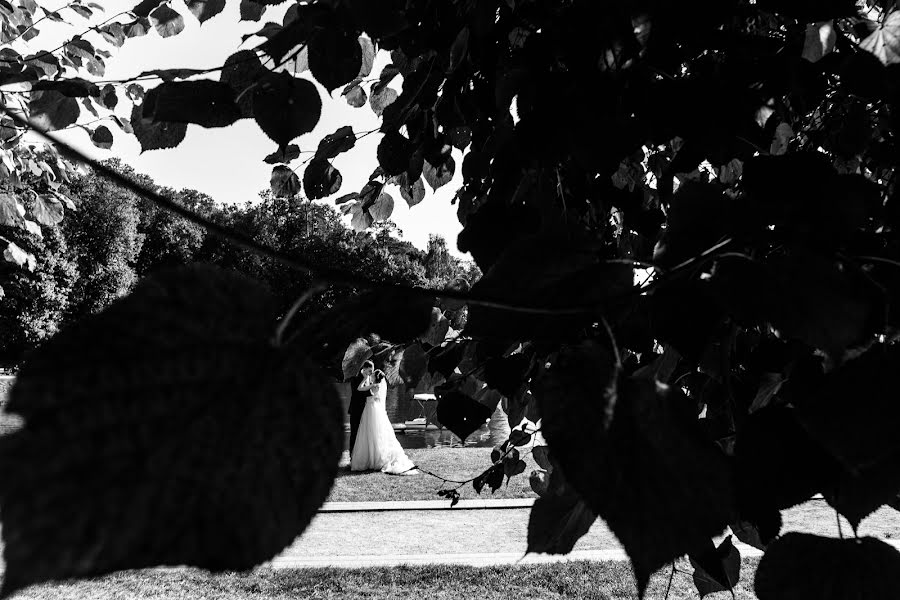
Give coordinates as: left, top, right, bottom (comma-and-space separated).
5, 447, 899, 600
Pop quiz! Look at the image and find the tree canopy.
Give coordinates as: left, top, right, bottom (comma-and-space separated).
2, 0, 900, 598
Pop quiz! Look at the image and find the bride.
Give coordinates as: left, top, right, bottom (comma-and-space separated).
350, 361, 420, 475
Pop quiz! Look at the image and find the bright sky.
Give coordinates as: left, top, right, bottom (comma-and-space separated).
27, 0, 467, 256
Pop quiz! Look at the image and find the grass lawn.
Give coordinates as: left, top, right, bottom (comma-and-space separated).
7, 560, 762, 600
328, 447, 538, 502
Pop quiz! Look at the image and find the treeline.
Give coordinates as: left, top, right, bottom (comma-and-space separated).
0, 159, 479, 368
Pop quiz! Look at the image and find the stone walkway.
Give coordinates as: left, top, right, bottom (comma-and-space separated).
265, 501, 765, 569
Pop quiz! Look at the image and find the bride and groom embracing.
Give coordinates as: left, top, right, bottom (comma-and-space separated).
347, 361, 420, 475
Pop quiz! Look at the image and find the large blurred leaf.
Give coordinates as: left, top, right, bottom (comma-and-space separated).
534, 343, 736, 596
0, 265, 343, 597
342, 338, 372, 381
754, 534, 900, 599
32, 195, 64, 226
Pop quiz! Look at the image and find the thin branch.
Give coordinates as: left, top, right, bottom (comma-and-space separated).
4, 2, 77, 46
664, 563, 676, 600
600, 316, 622, 368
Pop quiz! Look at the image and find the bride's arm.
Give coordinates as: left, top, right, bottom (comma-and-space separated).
357, 376, 375, 391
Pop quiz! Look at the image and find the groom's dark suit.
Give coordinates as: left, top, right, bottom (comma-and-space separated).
348, 372, 368, 454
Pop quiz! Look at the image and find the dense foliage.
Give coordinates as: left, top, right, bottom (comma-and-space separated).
2, 0, 900, 598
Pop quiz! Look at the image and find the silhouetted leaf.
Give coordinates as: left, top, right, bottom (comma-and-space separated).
343, 84, 367, 108
689, 536, 741, 597
535, 348, 736, 597
29, 91, 79, 131
253, 72, 321, 147
220, 50, 266, 119
239, 0, 264, 21
308, 28, 361, 91
186, 0, 225, 23
124, 17, 150, 37
130, 103, 187, 152
377, 131, 413, 176
303, 158, 342, 199
368, 192, 393, 221
270, 165, 300, 198
754, 534, 900, 599
398, 174, 426, 207
0, 265, 343, 597
527, 467, 596, 554
435, 385, 492, 442
357, 36, 374, 78
423, 155, 455, 191
149, 4, 184, 38
143, 81, 241, 128
89, 125, 113, 150
315, 125, 356, 160
32, 78, 99, 97
369, 86, 397, 116
264, 144, 300, 164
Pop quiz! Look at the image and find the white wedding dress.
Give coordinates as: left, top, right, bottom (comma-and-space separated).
350, 378, 419, 475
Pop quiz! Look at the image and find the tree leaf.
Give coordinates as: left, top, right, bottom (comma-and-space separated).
149, 4, 184, 38
142, 80, 241, 128
342, 338, 372, 381
534, 351, 736, 597
186, 0, 225, 23
131, 0, 161, 18
368, 192, 394, 221
423, 155, 455, 191
252, 72, 321, 148
90, 125, 114, 150
484, 354, 531, 398
689, 536, 741, 597
398, 174, 426, 207
435, 384, 493, 442
3, 241, 35, 271
343, 84, 367, 108
239, 0, 264, 21
270, 165, 301, 198
357, 36, 374, 78
263, 144, 300, 164
377, 131, 414, 176
0, 265, 342, 597
754, 534, 900, 599
130, 103, 187, 152
99, 22, 126, 47
369, 85, 397, 117
32, 78, 99, 97
124, 17, 150, 37
334, 192, 358, 205
349, 202, 373, 231
447, 27, 469, 74
860, 10, 900, 66
419, 307, 450, 346
0, 192, 24, 226
303, 158, 342, 200
308, 27, 362, 91
527, 467, 596, 554
801, 20, 835, 63
220, 50, 266, 119
315, 125, 356, 160
29, 90, 79, 131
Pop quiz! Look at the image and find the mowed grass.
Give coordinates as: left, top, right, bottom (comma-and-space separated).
328, 448, 539, 502
6, 560, 762, 600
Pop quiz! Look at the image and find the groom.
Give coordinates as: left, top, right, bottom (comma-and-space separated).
347, 363, 371, 456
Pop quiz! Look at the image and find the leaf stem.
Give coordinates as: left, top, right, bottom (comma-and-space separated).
273, 281, 326, 346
